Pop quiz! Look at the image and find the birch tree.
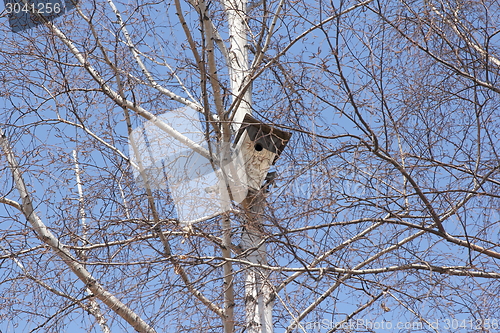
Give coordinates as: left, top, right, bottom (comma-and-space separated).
1, 0, 500, 332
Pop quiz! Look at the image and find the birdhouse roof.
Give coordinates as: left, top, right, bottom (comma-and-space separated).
234, 113, 292, 164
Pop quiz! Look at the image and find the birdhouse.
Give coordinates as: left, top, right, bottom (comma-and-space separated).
233, 113, 292, 193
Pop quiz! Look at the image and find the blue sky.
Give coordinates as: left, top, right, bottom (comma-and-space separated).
1, 0, 500, 332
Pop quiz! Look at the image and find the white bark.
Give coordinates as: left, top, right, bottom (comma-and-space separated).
223, 0, 253, 132
43, 20, 214, 162
429, 4, 500, 68
0, 129, 157, 333
73, 150, 112, 333
241, 195, 274, 333
222, 0, 274, 330
0, 243, 116, 331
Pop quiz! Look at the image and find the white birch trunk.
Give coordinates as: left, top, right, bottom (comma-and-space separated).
241, 195, 274, 333
222, 0, 274, 331
223, 0, 253, 132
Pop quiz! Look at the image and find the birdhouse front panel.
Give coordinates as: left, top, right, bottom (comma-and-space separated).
238, 130, 276, 191
233, 114, 292, 193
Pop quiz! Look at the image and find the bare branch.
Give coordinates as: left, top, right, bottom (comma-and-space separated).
0, 129, 157, 333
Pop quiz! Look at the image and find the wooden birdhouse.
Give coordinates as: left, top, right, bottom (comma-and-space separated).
233, 113, 292, 193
